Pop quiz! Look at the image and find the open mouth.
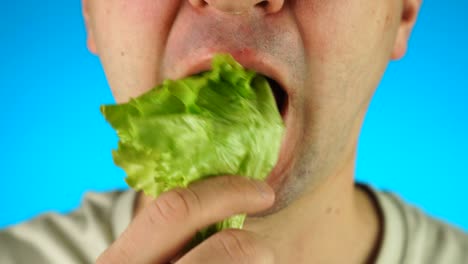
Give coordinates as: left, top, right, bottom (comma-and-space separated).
265, 76, 289, 119
177, 55, 290, 121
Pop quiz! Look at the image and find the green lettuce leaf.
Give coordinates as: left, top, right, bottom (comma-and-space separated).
101, 54, 284, 244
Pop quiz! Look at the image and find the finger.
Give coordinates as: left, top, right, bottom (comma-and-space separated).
96, 176, 275, 264
176, 229, 274, 264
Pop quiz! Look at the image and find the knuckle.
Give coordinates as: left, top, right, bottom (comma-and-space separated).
147, 188, 200, 224
215, 230, 258, 264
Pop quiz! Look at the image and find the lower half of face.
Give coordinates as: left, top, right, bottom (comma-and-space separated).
87, 0, 402, 211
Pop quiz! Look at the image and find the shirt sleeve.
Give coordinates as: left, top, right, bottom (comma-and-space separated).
373, 189, 468, 264
0, 191, 134, 264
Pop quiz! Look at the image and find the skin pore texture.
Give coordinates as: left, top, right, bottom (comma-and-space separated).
84, 0, 421, 263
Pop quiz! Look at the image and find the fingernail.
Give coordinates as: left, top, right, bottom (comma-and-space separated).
253, 180, 272, 199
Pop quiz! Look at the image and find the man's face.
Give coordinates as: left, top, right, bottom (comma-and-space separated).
84, 0, 408, 210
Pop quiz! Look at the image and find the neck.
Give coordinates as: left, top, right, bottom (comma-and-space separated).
243, 158, 382, 263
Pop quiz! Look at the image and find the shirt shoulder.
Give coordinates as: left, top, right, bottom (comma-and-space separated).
0, 190, 135, 264
368, 187, 468, 264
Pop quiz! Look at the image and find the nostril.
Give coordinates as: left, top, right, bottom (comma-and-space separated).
189, 0, 208, 8
190, 0, 283, 14
255, 1, 269, 8
255, 0, 284, 14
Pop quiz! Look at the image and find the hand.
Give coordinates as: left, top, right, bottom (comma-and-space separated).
96, 175, 276, 264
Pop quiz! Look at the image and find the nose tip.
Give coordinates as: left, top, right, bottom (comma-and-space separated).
189, 0, 284, 14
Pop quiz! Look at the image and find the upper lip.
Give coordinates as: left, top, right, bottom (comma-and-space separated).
168, 48, 292, 98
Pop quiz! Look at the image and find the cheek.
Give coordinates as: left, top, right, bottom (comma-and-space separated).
91, 0, 178, 40
293, 0, 396, 63
90, 0, 180, 102
291, 0, 401, 145
292, 0, 399, 103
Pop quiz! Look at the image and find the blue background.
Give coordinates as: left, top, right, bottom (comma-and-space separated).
1, 1, 467, 230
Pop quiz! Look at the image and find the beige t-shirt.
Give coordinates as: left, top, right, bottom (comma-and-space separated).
1, 187, 467, 263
